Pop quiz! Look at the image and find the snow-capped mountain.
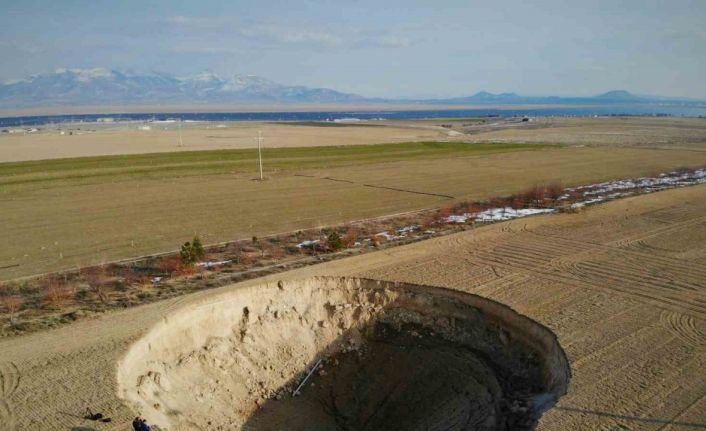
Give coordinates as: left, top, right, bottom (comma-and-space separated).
1, 68, 703, 109
0, 68, 363, 107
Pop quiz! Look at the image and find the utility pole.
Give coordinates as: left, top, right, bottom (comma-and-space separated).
255, 130, 264, 180
178, 121, 184, 147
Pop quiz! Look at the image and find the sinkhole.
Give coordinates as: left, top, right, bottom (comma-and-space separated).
118, 277, 570, 431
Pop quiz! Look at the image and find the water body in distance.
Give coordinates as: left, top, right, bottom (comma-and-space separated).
2, 104, 706, 128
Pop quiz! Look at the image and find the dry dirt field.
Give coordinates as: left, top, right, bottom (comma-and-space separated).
0, 121, 448, 162
0, 184, 704, 430
4, 116, 706, 164
461, 116, 706, 150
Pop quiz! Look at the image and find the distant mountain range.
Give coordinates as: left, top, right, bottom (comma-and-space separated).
1, 68, 703, 108
0, 68, 363, 107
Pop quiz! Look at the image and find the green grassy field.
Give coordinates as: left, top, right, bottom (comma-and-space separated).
0, 142, 546, 190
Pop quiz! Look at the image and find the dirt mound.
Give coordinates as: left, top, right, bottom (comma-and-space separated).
117, 277, 570, 430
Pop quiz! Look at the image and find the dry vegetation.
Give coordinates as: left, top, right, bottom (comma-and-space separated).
0, 121, 449, 162
461, 116, 706, 149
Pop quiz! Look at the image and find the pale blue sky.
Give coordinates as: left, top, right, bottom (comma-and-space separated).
1, 0, 705, 98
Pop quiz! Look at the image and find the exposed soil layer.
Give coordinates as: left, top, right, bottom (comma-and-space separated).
118, 277, 569, 431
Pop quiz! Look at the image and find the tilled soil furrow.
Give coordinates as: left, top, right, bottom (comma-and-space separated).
529, 230, 706, 277
575, 260, 704, 293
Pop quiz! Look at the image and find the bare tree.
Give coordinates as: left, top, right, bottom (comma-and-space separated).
83, 266, 109, 303
1, 295, 24, 325
41, 276, 74, 309
343, 226, 359, 247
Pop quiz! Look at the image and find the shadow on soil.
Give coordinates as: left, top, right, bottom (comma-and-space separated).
238, 280, 571, 431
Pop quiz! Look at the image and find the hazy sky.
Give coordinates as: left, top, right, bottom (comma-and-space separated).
1, 0, 705, 98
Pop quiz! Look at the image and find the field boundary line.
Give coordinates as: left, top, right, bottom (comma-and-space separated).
293, 173, 455, 199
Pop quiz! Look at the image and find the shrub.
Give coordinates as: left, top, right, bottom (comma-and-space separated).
510, 194, 525, 209
83, 266, 109, 303
264, 243, 285, 259
466, 204, 484, 214
327, 232, 344, 251
180, 236, 206, 266
192, 237, 205, 260
343, 227, 359, 247
489, 197, 507, 208
568, 189, 584, 200
0, 295, 23, 324
179, 265, 197, 276
41, 278, 74, 308
438, 205, 452, 218
431, 209, 450, 225
180, 242, 194, 265
159, 255, 183, 275
237, 250, 257, 265
514, 184, 564, 207
123, 269, 150, 287
300, 229, 319, 241
546, 183, 564, 201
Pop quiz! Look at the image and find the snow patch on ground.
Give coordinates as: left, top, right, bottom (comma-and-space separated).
197, 260, 232, 268
566, 168, 705, 209
296, 240, 320, 249
568, 168, 706, 196
443, 208, 555, 224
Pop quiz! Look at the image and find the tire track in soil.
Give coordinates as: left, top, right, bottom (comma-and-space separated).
655, 394, 706, 431
554, 340, 705, 431
643, 206, 702, 224
471, 235, 706, 318
632, 353, 706, 431
529, 229, 706, 279
660, 310, 706, 351
609, 214, 706, 249
507, 228, 706, 317
0, 361, 20, 430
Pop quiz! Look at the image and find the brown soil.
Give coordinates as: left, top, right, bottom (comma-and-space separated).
0, 122, 446, 162
461, 116, 706, 150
